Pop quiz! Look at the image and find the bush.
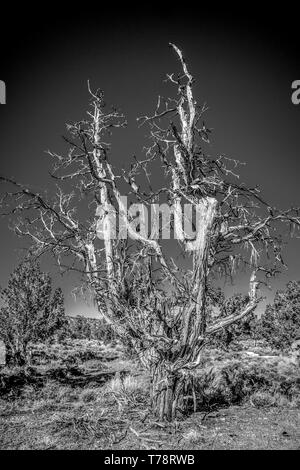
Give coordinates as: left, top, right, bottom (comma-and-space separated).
193, 349, 300, 409
30, 339, 111, 366
80, 389, 98, 403
250, 391, 275, 408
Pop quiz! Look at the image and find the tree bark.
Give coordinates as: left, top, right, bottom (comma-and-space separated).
182, 197, 218, 347
150, 362, 185, 421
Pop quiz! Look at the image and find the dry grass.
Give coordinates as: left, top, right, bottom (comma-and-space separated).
105, 374, 147, 394
182, 429, 203, 445
30, 339, 122, 366
0, 339, 300, 449
192, 348, 300, 409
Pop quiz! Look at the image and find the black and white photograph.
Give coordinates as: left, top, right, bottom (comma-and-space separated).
0, 5, 300, 455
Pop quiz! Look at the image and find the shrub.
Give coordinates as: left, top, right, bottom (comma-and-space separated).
80, 389, 98, 403
193, 350, 300, 409
250, 391, 275, 408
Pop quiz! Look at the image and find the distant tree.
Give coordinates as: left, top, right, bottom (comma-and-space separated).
207, 290, 256, 349
67, 315, 115, 342
74, 315, 92, 339
255, 281, 300, 350
0, 260, 67, 366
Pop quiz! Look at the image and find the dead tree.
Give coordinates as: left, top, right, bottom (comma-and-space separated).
0, 44, 299, 420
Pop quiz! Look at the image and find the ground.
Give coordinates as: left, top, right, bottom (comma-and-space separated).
0, 339, 299, 450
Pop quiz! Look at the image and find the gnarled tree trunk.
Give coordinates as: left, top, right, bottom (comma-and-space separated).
150, 363, 183, 421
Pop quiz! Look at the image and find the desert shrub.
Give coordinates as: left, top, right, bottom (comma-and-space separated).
0, 366, 29, 397
30, 343, 59, 364
193, 351, 300, 409
80, 389, 98, 403
0, 365, 46, 397
30, 339, 110, 367
103, 373, 149, 416
255, 281, 300, 350
0, 359, 88, 397
250, 391, 275, 408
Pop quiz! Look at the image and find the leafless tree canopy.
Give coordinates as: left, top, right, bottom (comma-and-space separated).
1, 44, 299, 420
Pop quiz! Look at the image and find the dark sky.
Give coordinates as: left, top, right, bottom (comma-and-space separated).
0, 6, 299, 316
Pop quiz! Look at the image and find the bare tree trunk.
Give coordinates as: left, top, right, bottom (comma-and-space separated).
182, 197, 218, 347
150, 362, 186, 421
151, 364, 175, 421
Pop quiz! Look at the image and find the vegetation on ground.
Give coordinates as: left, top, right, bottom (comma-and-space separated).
0, 336, 299, 449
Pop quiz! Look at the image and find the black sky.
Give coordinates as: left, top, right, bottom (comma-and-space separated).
0, 6, 299, 316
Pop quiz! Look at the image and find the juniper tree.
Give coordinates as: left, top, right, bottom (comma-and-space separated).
255, 280, 300, 350
0, 44, 299, 418
0, 260, 66, 366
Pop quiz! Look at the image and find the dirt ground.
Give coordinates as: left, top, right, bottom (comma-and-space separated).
0, 383, 299, 450
1, 401, 299, 450
0, 341, 299, 450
